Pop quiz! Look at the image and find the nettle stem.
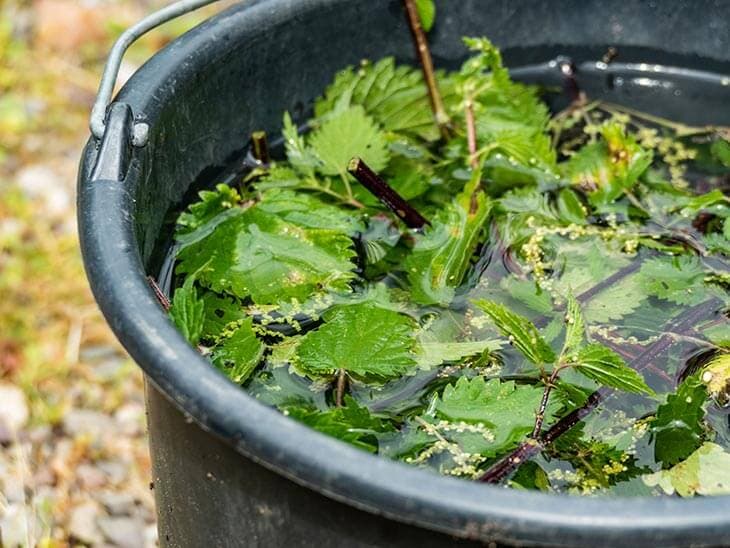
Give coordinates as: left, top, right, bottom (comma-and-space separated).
401, 0, 451, 139
335, 368, 347, 407
251, 130, 270, 165
348, 157, 430, 229
147, 276, 170, 312
465, 99, 478, 169
531, 365, 564, 438
480, 298, 722, 484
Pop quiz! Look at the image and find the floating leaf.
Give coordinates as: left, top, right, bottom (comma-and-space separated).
406, 178, 491, 306
176, 205, 357, 306
473, 299, 556, 365
652, 373, 708, 467
436, 377, 559, 447
571, 344, 653, 394
177, 184, 241, 235
212, 318, 265, 384
415, 0, 436, 31
169, 276, 205, 346
643, 443, 730, 497
294, 302, 418, 380
416, 339, 502, 368
562, 292, 585, 356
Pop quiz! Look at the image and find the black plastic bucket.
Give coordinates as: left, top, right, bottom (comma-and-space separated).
78, 1, 730, 546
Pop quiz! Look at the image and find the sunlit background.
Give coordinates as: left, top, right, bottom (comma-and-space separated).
0, 1, 229, 545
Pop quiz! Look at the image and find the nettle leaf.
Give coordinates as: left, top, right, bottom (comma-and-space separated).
212, 318, 265, 384
556, 188, 588, 225
474, 299, 556, 364
583, 274, 647, 323
308, 105, 389, 176
711, 138, 730, 167
406, 179, 491, 306
315, 57, 455, 141
652, 373, 708, 467
500, 276, 554, 315
562, 292, 585, 356
416, 339, 502, 369
436, 377, 559, 446
562, 122, 653, 205
294, 302, 418, 380
282, 112, 319, 176
177, 184, 241, 235
643, 442, 730, 497
169, 276, 205, 346
571, 344, 653, 394
200, 291, 247, 340
415, 0, 436, 31
176, 203, 357, 306
282, 396, 393, 453
256, 188, 364, 232
676, 189, 730, 218
638, 256, 708, 305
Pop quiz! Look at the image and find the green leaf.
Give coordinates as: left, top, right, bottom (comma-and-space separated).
294, 302, 418, 380
562, 292, 585, 356
415, 0, 435, 31
436, 377, 559, 446
169, 276, 205, 346
638, 256, 707, 305
677, 189, 730, 218
176, 184, 241, 235
711, 138, 730, 167
571, 344, 653, 394
200, 291, 246, 339
500, 277, 554, 315
651, 373, 708, 467
562, 122, 653, 205
406, 180, 491, 306
212, 318, 265, 384
314, 57, 455, 141
416, 339, 502, 369
282, 112, 319, 176
282, 396, 392, 452
176, 203, 357, 306
583, 274, 647, 323
308, 105, 389, 176
256, 188, 364, 232
473, 299, 556, 364
556, 188, 587, 224
643, 442, 730, 497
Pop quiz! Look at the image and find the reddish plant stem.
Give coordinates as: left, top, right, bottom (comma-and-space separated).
147, 276, 170, 312
251, 130, 270, 165
348, 157, 430, 229
401, 0, 451, 139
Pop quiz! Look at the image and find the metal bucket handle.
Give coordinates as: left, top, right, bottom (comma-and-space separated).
89, 0, 224, 147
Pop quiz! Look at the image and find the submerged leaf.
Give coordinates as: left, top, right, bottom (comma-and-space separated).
436, 377, 558, 447
283, 396, 392, 452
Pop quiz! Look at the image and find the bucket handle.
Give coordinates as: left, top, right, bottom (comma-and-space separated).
89, 0, 224, 147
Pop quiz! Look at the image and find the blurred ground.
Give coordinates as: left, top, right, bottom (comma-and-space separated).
0, 1, 225, 545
